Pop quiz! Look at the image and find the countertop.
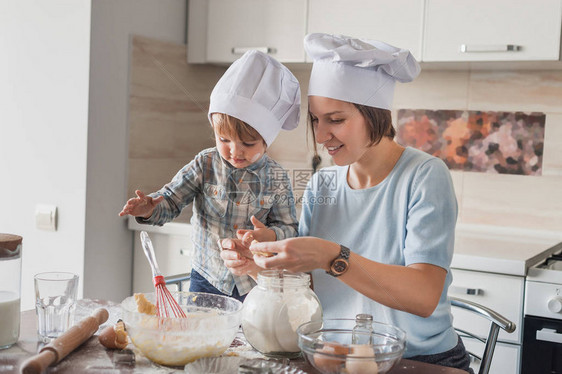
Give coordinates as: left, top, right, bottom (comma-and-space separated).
1, 299, 467, 374
128, 217, 562, 277
452, 223, 562, 276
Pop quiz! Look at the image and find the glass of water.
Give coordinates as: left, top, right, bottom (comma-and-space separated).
34, 272, 78, 343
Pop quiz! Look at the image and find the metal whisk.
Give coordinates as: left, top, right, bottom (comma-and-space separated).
140, 231, 186, 318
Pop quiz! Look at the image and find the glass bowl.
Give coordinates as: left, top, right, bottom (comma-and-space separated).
297, 318, 406, 374
121, 291, 243, 366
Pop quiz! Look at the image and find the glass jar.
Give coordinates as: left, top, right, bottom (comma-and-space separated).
242, 270, 322, 358
352, 313, 374, 345
0, 234, 23, 349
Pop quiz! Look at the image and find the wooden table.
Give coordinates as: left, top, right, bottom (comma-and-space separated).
0, 299, 467, 373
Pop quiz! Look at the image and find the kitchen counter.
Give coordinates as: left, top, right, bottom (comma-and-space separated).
3, 299, 466, 373
452, 223, 562, 276
129, 217, 562, 277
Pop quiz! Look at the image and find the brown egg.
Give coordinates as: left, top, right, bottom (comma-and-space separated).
98, 321, 129, 350
313, 341, 349, 372
345, 344, 378, 374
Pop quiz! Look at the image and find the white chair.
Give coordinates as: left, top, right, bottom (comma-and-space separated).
450, 296, 516, 374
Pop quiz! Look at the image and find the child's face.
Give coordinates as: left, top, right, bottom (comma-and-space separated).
214, 128, 266, 169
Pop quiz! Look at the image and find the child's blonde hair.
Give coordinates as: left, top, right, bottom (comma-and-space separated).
211, 113, 266, 145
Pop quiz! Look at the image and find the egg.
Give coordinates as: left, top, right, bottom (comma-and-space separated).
313, 341, 349, 372
345, 344, 378, 374
98, 320, 128, 349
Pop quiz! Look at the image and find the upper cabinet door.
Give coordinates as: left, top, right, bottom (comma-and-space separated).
189, 0, 307, 63
423, 0, 562, 62
307, 0, 424, 61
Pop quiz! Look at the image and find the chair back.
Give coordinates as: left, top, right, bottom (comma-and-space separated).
164, 272, 191, 291
450, 296, 516, 374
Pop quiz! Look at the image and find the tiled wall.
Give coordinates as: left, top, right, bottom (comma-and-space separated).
128, 36, 562, 232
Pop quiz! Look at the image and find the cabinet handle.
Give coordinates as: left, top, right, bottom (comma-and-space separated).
450, 286, 483, 296
460, 44, 522, 53
231, 47, 276, 55
536, 328, 562, 344
179, 248, 190, 256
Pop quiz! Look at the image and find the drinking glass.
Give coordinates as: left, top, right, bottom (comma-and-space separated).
34, 272, 78, 343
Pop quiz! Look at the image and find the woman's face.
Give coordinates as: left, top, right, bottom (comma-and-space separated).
308, 96, 372, 166
213, 127, 266, 169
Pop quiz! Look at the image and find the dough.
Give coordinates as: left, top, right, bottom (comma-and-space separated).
250, 239, 275, 257
135, 293, 157, 315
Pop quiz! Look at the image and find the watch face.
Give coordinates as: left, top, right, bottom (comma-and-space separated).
331, 259, 349, 275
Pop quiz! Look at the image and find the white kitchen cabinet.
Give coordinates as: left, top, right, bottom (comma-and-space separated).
463, 337, 520, 374
450, 269, 524, 344
187, 0, 307, 63
307, 0, 424, 61
423, 0, 562, 62
129, 219, 193, 294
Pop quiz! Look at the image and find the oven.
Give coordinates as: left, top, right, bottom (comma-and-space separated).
522, 247, 562, 374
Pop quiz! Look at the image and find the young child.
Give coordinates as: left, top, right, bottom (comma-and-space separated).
119, 50, 300, 302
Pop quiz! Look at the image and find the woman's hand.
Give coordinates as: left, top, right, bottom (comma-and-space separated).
118, 190, 164, 218
249, 237, 340, 273
236, 216, 276, 246
219, 238, 263, 278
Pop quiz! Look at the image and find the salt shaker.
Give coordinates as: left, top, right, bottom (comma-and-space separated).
351, 313, 374, 345
242, 270, 322, 358
0, 234, 23, 349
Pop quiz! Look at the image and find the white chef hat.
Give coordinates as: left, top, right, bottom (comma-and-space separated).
304, 33, 420, 110
208, 50, 301, 146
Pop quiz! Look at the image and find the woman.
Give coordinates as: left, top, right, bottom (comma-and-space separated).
220, 33, 472, 372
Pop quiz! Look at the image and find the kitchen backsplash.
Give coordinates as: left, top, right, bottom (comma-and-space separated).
128, 36, 562, 232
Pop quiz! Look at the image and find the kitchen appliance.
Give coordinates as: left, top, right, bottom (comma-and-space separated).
522, 242, 562, 373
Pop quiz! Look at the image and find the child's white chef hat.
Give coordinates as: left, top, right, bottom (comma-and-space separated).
304, 33, 420, 110
208, 50, 300, 146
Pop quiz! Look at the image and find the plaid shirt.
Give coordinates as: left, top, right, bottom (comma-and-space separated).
138, 148, 298, 296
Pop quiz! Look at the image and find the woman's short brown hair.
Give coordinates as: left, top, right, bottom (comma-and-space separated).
354, 104, 395, 146
211, 113, 265, 144
308, 104, 395, 152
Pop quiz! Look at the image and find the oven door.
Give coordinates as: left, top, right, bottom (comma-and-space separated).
521, 315, 562, 373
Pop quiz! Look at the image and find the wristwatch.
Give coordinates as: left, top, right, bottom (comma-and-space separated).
326, 245, 350, 277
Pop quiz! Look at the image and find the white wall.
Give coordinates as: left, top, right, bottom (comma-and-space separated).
0, 0, 186, 310
0, 0, 92, 310
86, 0, 186, 302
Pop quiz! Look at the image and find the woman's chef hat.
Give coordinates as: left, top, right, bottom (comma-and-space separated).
304, 33, 420, 110
208, 50, 301, 146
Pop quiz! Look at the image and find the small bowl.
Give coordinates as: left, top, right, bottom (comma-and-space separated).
121, 292, 243, 366
297, 318, 406, 374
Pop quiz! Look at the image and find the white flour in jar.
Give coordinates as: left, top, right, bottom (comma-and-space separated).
242, 287, 322, 354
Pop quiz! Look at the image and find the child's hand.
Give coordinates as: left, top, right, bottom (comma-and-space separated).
219, 238, 262, 278
236, 215, 277, 246
118, 190, 164, 218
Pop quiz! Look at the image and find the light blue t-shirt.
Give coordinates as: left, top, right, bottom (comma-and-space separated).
299, 147, 458, 357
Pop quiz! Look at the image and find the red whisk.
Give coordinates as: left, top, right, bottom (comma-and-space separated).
140, 231, 186, 318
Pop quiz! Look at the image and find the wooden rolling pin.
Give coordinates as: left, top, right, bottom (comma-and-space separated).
20, 308, 109, 374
